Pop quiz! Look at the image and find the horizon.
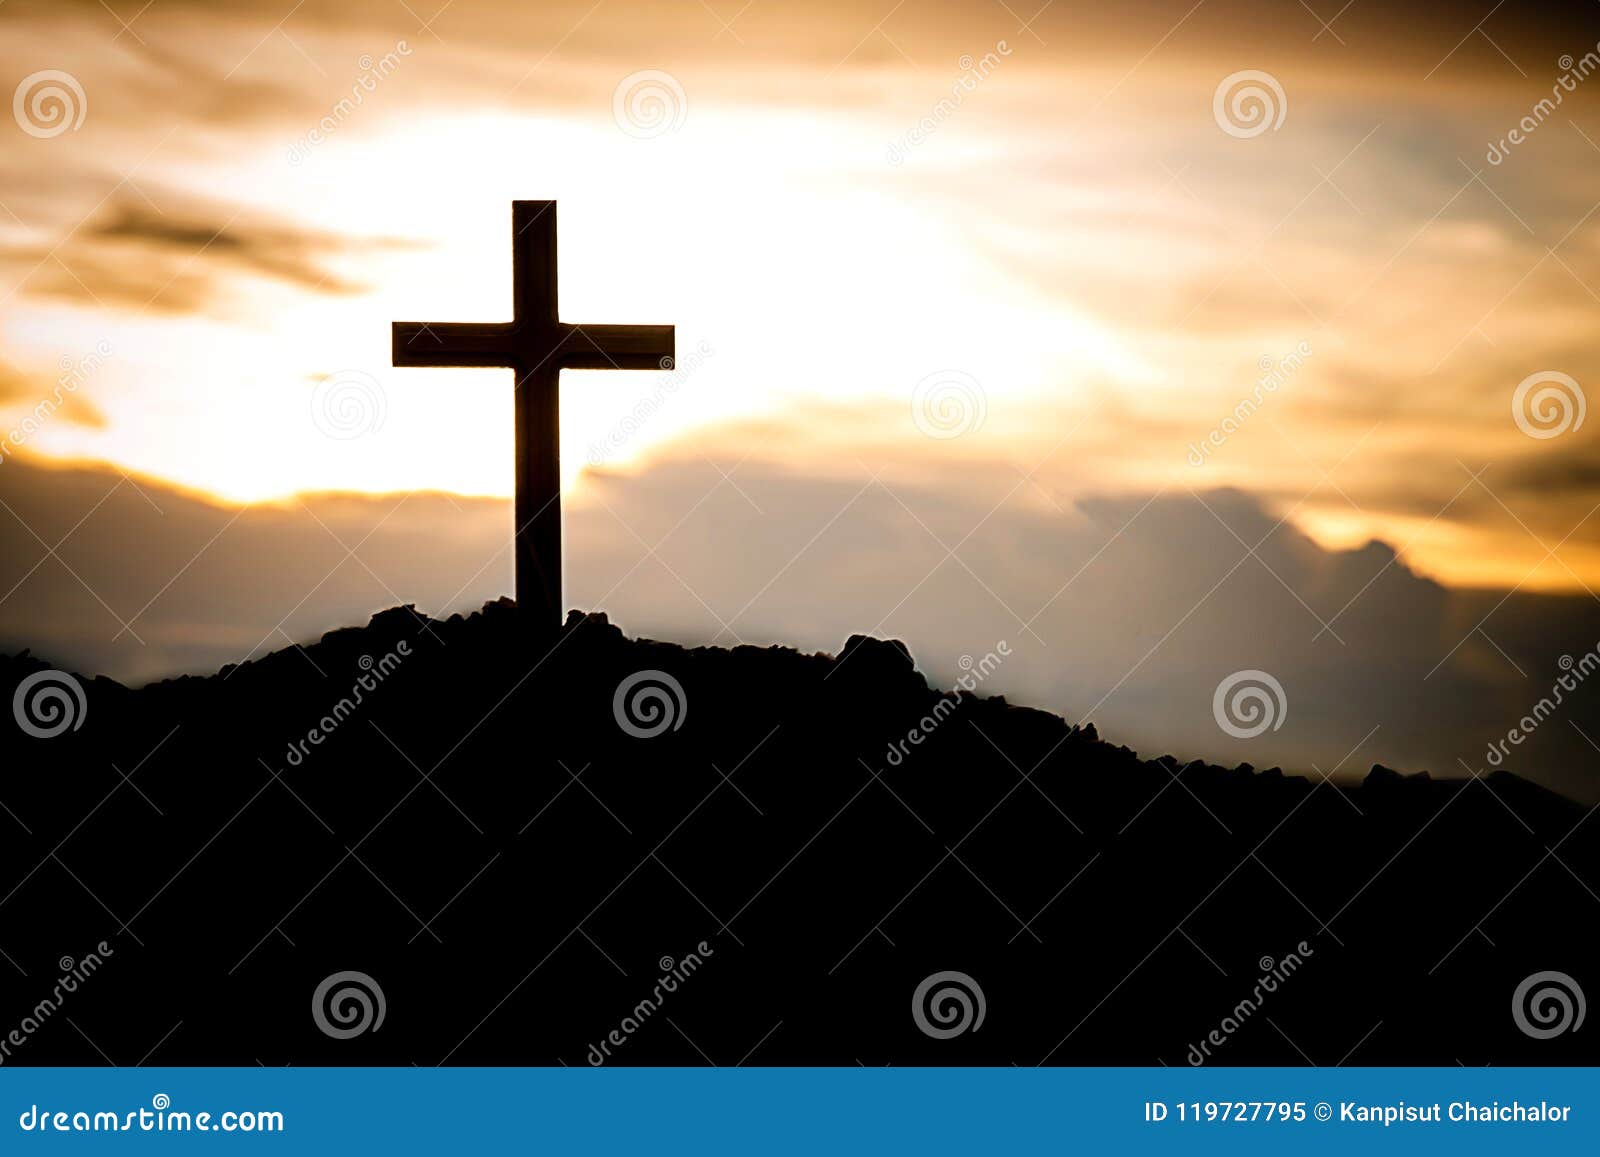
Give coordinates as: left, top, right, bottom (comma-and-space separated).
27, 582, 1582, 798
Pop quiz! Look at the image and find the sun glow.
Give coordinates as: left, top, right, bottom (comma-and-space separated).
5, 104, 1150, 502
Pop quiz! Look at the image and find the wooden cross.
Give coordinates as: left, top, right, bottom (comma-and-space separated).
392, 201, 674, 628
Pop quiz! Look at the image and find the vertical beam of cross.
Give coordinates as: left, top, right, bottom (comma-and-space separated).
392, 202, 675, 629
511, 203, 562, 633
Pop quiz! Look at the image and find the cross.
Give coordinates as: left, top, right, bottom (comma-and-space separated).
392, 201, 674, 629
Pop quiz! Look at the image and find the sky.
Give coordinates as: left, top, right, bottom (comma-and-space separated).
4, 0, 1600, 795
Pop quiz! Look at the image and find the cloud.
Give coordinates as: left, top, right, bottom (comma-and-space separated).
1503, 446, 1600, 494
2, 193, 413, 314
0, 362, 36, 405
1, 449, 1597, 801
0, 359, 107, 432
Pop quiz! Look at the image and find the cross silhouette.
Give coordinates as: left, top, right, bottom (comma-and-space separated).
392, 201, 675, 628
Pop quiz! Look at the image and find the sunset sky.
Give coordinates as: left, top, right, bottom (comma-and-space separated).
5, 0, 1600, 793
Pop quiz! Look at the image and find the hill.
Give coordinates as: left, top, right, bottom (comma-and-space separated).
1, 601, 1594, 1065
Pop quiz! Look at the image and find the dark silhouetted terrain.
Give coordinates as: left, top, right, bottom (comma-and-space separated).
1, 602, 1594, 1065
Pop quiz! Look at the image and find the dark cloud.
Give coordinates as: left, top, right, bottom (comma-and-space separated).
10, 0, 1600, 97
89, 203, 368, 290
2, 194, 413, 314
2, 449, 1597, 800
1504, 453, 1600, 494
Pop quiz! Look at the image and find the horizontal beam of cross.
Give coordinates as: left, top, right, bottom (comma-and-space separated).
392, 322, 675, 371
